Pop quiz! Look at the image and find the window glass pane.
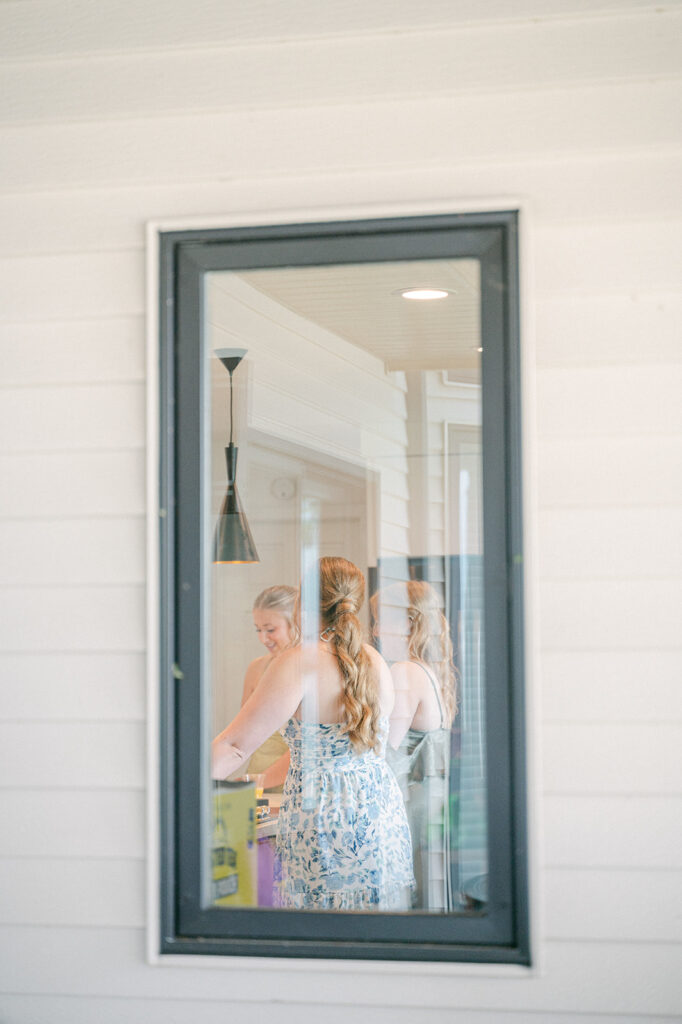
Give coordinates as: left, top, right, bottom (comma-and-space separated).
205, 259, 487, 913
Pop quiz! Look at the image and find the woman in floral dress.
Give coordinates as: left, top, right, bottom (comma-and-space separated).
212, 556, 414, 910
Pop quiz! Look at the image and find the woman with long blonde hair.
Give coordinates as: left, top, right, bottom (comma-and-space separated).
212, 557, 414, 910
372, 578, 457, 911
238, 585, 298, 787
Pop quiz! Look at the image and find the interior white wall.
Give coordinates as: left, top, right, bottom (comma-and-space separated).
0, 2, 681, 1022
206, 274, 408, 730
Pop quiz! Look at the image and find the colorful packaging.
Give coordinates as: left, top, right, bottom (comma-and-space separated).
212, 780, 257, 906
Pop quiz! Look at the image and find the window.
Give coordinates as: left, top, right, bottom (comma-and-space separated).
157, 212, 528, 962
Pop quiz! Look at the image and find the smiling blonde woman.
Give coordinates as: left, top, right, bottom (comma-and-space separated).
238, 585, 299, 785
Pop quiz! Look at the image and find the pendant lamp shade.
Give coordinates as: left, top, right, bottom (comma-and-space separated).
213, 349, 259, 564
213, 443, 259, 563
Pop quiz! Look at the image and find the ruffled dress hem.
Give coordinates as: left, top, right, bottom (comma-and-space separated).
275, 881, 412, 911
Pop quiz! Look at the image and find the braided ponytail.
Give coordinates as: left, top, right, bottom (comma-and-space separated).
319, 557, 381, 752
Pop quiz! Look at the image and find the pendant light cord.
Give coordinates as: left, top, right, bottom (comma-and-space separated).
229, 370, 234, 446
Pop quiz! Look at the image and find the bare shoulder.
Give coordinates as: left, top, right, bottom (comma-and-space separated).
363, 642, 382, 666
273, 645, 303, 669
363, 642, 390, 678
391, 659, 427, 697
245, 653, 269, 680
241, 654, 270, 705
259, 645, 303, 684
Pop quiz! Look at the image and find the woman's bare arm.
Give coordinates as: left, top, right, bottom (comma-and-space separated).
240, 655, 267, 708
212, 649, 302, 779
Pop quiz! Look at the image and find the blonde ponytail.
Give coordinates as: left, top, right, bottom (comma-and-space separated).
370, 579, 458, 728
319, 558, 382, 752
406, 580, 457, 727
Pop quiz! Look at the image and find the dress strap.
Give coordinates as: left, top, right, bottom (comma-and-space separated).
413, 661, 447, 729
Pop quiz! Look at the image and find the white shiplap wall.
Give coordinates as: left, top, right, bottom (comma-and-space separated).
1, 2, 681, 1022
208, 276, 411, 555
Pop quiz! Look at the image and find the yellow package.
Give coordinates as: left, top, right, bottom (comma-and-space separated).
212, 781, 257, 906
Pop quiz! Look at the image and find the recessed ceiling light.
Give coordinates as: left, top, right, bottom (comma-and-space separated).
399, 288, 450, 301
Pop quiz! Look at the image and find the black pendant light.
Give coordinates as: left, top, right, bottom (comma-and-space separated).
213, 348, 259, 564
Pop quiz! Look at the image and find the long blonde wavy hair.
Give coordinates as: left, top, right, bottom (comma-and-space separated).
253, 585, 299, 646
318, 557, 381, 753
405, 580, 457, 727
370, 580, 457, 728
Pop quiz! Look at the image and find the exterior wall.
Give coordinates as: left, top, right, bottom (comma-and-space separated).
1, 2, 680, 1021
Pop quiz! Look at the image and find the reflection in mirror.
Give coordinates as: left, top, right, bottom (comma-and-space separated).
206, 260, 486, 912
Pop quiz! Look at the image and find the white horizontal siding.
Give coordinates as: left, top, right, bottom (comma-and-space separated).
0, 722, 145, 789
0, 586, 145, 652
536, 364, 682, 437
0, 0, 660, 57
0, 518, 144, 585
0, 251, 144, 321
0, 790, 145, 858
544, 868, 682, 942
252, 365, 406, 451
0, 451, 146, 518
0, 928, 680, 1015
378, 465, 410, 503
538, 436, 682, 508
538, 507, 682, 579
534, 220, 682, 295
0, 152, 680, 258
380, 495, 410, 530
1, 80, 678, 191
543, 795, 682, 869
251, 384, 365, 461
0, 316, 145, 385
536, 293, 682, 367
0, 652, 145, 721
0, 384, 145, 452
0, 1000, 675, 1024
540, 651, 682, 722
542, 723, 682, 794
2, 11, 679, 125
539, 579, 682, 650
380, 523, 411, 556
0, 0, 680, 1021
0, 858, 145, 927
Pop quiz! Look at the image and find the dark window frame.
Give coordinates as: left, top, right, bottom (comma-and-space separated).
158, 211, 529, 963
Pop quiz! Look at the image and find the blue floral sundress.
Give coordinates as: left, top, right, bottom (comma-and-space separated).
274, 715, 415, 910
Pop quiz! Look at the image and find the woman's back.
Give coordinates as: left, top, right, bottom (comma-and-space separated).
287, 640, 394, 726
389, 658, 446, 747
